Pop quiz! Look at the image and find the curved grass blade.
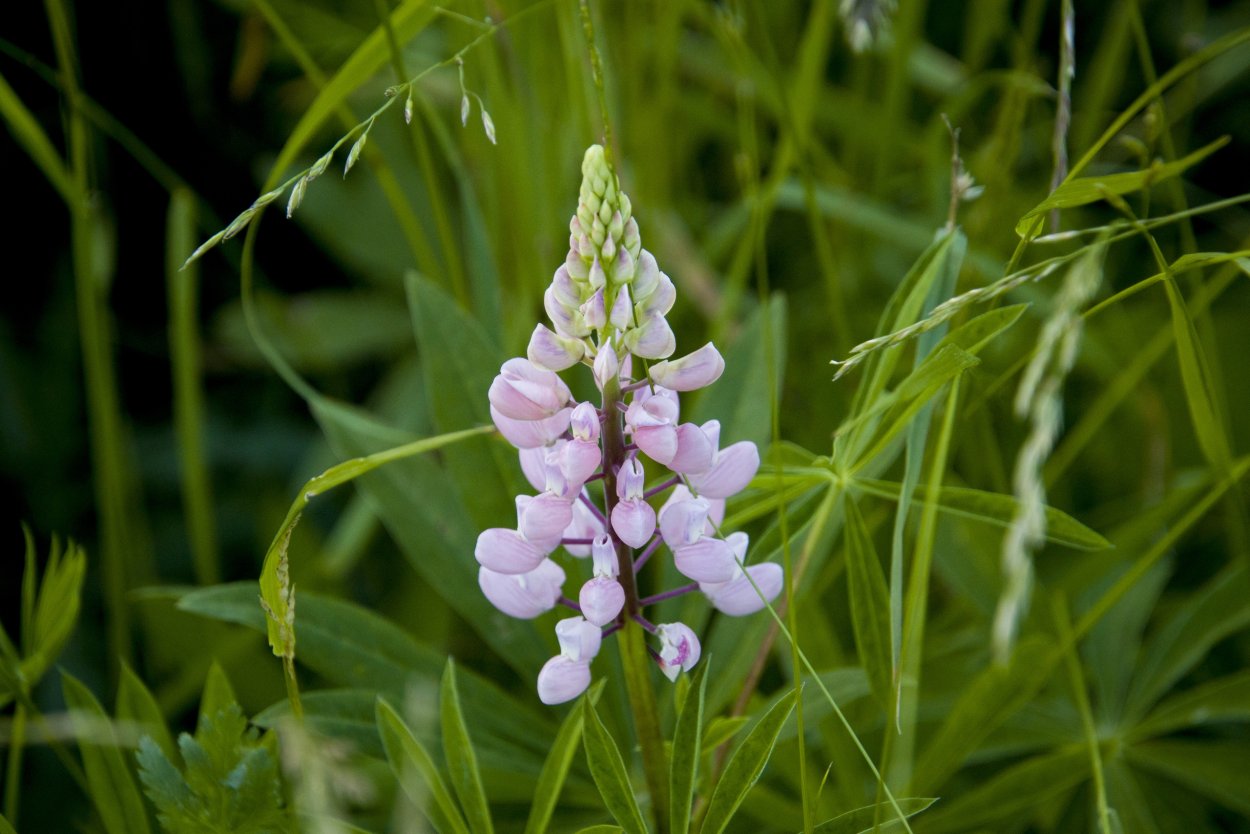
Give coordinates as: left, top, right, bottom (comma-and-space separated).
669, 664, 707, 834
441, 660, 494, 834
377, 697, 471, 834
700, 690, 798, 834
524, 681, 605, 834
581, 698, 648, 834
808, 798, 936, 833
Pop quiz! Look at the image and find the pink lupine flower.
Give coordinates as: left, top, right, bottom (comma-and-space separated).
488, 358, 572, 421
516, 493, 573, 553
655, 622, 701, 681
478, 559, 566, 619
701, 561, 784, 616
570, 402, 600, 442
610, 457, 656, 548
672, 536, 738, 583
527, 323, 585, 371
649, 343, 725, 392
658, 496, 710, 548
581, 289, 607, 330
624, 312, 676, 359
593, 345, 619, 392
580, 535, 625, 626
490, 405, 571, 449
559, 434, 602, 488
536, 656, 591, 705
687, 420, 761, 499
609, 285, 633, 330
661, 485, 725, 535
474, 528, 546, 574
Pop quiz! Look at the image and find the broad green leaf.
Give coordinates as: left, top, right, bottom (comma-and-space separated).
808, 798, 937, 833
700, 690, 798, 834
581, 698, 648, 834
702, 716, 750, 753
60, 672, 152, 834
117, 662, 174, 762
377, 698, 471, 834
669, 664, 707, 834
855, 478, 1111, 550
1015, 137, 1228, 236
1130, 670, 1250, 740
198, 661, 237, 733
842, 497, 892, 706
441, 660, 494, 834
919, 748, 1089, 832
1124, 564, 1250, 721
405, 273, 518, 529
256, 422, 490, 656
524, 682, 604, 834
1127, 740, 1250, 816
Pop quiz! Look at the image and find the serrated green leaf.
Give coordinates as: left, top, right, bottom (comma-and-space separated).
377, 698, 471, 834
855, 478, 1111, 550
60, 671, 152, 834
700, 690, 798, 834
843, 497, 892, 706
1015, 137, 1228, 236
117, 662, 174, 762
524, 682, 604, 834
441, 660, 493, 834
807, 797, 937, 833
919, 748, 1088, 832
581, 698, 648, 834
198, 661, 237, 734
1130, 670, 1250, 740
669, 663, 707, 834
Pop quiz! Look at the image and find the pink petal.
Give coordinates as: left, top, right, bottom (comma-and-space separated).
673, 537, 738, 583
519, 493, 574, 552
579, 577, 625, 626
669, 423, 714, 474
634, 424, 678, 466
491, 405, 571, 450
656, 622, 701, 681
537, 656, 591, 705
570, 402, 601, 442
648, 343, 725, 392
658, 497, 709, 548
555, 616, 602, 661
611, 499, 657, 549
478, 560, 565, 619
527, 324, 585, 371
701, 563, 783, 616
689, 441, 760, 499
560, 439, 602, 488
624, 313, 676, 359
475, 528, 546, 574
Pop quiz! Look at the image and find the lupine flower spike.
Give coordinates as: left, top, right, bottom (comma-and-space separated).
474, 145, 782, 705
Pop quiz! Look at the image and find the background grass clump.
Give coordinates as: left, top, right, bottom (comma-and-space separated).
3, 0, 1250, 832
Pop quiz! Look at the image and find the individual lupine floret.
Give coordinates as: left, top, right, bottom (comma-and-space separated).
655, 623, 701, 682
580, 535, 625, 626
649, 343, 725, 392
659, 496, 739, 583
478, 560, 566, 619
698, 533, 783, 615
624, 387, 713, 473
489, 358, 572, 421
686, 419, 761, 499
536, 616, 602, 705
611, 457, 656, 548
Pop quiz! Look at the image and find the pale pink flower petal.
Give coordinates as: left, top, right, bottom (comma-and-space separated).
555, 616, 602, 662
633, 424, 678, 466
701, 562, 783, 616
649, 343, 725, 392
689, 441, 760, 499
632, 249, 660, 300
581, 288, 607, 330
570, 402, 601, 442
658, 497, 709, 548
519, 493, 574, 552
656, 622, 701, 681
611, 500, 657, 549
593, 346, 620, 391
475, 528, 546, 574
478, 560, 566, 619
637, 273, 675, 319
488, 358, 571, 421
560, 439, 602, 488
579, 577, 625, 626
490, 405, 571, 449
669, 423, 715, 474
527, 324, 585, 371
609, 285, 633, 330
673, 537, 738, 583
545, 286, 589, 338
537, 656, 591, 705
625, 313, 676, 359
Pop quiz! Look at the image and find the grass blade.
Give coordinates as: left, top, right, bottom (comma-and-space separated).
441, 660, 494, 834
376, 697, 471, 834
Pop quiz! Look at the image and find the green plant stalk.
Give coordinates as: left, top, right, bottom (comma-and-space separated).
167, 190, 220, 585
3, 703, 25, 822
1053, 595, 1112, 834
601, 374, 669, 833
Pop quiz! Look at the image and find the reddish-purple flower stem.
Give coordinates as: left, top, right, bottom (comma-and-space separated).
558, 595, 582, 612
562, 537, 595, 546
639, 583, 698, 607
632, 613, 658, 633
578, 492, 607, 525
643, 475, 681, 499
633, 534, 663, 573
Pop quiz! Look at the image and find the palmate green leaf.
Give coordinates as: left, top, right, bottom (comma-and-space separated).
257, 423, 491, 658
117, 662, 175, 762
842, 497, 892, 707
581, 697, 648, 834
918, 748, 1089, 833
441, 660, 494, 834
1014, 136, 1228, 236
700, 690, 798, 834
60, 672, 152, 834
669, 664, 707, 834
406, 273, 519, 529
1129, 670, 1250, 741
377, 698, 471, 834
524, 682, 605, 834
1127, 740, 1250, 817
1123, 564, 1250, 722
807, 798, 937, 833
855, 478, 1111, 550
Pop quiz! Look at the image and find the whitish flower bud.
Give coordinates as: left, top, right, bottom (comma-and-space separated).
624, 217, 641, 258
589, 257, 608, 290
478, 559, 565, 619
545, 287, 590, 339
637, 273, 675, 319
460, 94, 470, 126
581, 289, 607, 330
591, 534, 618, 578
609, 286, 633, 330
624, 314, 676, 360
551, 265, 583, 307
649, 343, 725, 392
566, 249, 589, 281
528, 324, 585, 371
481, 109, 497, 145
656, 623, 701, 681
593, 346, 620, 391
609, 210, 624, 242
613, 247, 635, 286
632, 250, 660, 300
570, 402, 600, 442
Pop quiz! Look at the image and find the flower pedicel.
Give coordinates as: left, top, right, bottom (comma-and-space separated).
474, 146, 782, 704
